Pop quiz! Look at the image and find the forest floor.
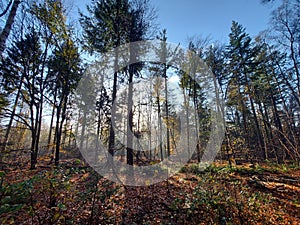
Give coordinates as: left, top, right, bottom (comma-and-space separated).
0, 159, 299, 225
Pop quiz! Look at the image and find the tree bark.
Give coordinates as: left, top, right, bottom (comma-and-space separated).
1, 74, 23, 153
0, 0, 21, 56
164, 65, 170, 157
126, 67, 134, 166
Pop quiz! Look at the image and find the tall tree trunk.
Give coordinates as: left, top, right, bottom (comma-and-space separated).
0, 0, 21, 56
183, 89, 190, 159
34, 88, 44, 166
55, 94, 68, 166
155, 77, 164, 161
248, 93, 265, 160
262, 102, 278, 162
47, 89, 57, 150
30, 102, 38, 169
29, 73, 39, 169
164, 65, 170, 157
126, 67, 134, 167
108, 51, 119, 158
30, 130, 37, 169
54, 104, 61, 166
1, 74, 23, 154
79, 107, 87, 157
148, 90, 153, 161
108, 0, 122, 160
286, 27, 300, 105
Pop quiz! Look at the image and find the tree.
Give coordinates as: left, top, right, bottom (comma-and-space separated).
0, 52, 24, 153
269, 0, 300, 107
81, 0, 156, 169
124, 0, 156, 169
225, 21, 265, 161
0, 0, 21, 56
48, 39, 82, 165
81, 0, 133, 160
1, 29, 44, 169
178, 38, 211, 162
156, 29, 171, 157
0, 0, 80, 168
31, 0, 82, 165
265, 44, 300, 162
148, 30, 173, 160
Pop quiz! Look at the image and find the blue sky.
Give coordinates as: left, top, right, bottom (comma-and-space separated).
151, 0, 280, 45
74, 0, 280, 47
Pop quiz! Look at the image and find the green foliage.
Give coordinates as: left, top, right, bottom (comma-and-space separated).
31, 0, 68, 42
1, 29, 43, 94
175, 165, 278, 224
47, 39, 82, 97
80, 0, 132, 53
181, 163, 231, 175
0, 93, 8, 113
0, 173, 34, 216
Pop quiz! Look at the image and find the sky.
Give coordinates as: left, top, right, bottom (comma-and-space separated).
150, 0, 280, 45
73, 0, 280, 47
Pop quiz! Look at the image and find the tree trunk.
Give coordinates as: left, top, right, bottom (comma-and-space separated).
155, 78, 164, 161
164, 65, 170, 157
1, 74, 23, 154
29, 105, 38, 170
55, 94, 68, 165
126, 67, 134, 167
0, 0, 21, 56
248, 92, 265, 160
47, 89, 57, 150
54, 104, 61, 166
79, 107, 87, 156
34, 90, 44, 166
108, 51, 119, 158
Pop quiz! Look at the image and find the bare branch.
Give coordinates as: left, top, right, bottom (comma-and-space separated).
0, 0, 12, 18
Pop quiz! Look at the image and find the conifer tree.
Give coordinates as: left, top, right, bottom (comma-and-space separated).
226, 21, 265, 161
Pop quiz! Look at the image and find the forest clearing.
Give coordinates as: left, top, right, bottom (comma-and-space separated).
1, 0, 300, 224
0, 159, 299, 224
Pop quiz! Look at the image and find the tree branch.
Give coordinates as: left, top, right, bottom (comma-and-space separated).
0, 0, 12, 18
